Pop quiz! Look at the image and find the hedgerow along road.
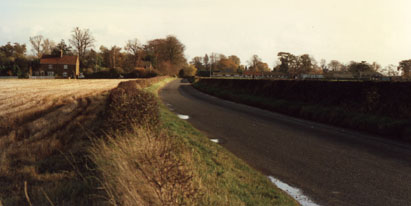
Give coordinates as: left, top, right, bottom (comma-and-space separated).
159, 79, 411, 206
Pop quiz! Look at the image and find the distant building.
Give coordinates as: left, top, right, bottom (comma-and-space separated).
323, 71, 354, 79
33, 53, 79, 78
299, 74, 324, 80
212, 71, 241, 77
243, 71, 287, 79
358, 71, 383, 80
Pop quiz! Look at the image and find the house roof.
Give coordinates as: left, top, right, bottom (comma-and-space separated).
40, 55, 78, 65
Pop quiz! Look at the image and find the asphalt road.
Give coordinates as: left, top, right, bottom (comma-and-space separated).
159, 79, 411, 206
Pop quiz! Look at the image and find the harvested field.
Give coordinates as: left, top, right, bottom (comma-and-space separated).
0, 79, 128, 123
0, 79, 129, 205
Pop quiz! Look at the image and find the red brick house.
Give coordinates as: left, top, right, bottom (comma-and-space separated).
34, 54, 80, 78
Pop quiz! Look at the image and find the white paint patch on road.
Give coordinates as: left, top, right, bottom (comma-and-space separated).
268, 176, 320, 206
210, 139, 219, 143
177, 114, 189, 120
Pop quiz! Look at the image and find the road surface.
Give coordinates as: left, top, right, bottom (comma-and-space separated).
159, 79, 411, 206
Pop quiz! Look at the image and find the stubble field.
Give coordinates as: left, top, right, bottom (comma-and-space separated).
0, 79, 128, 205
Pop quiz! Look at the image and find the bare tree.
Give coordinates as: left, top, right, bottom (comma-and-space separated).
328, 60, 343, 71
320, 59, 327, 71
29, 35, 44, 58
203, 54, 209, 69
124, 38, 141, 67
382, 64, 399, 76
110, 46, 122, 68
69, 27, 95, 60
41, 39, 56, 56
372, 62, 382, 72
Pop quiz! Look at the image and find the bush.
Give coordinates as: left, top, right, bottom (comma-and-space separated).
104, 81, 160, 132
85, 68, 122, 79
179, 64, 197, 78
90, 127, 198, 206
123, 67, 158, 78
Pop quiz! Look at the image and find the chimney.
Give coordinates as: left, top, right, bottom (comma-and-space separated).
60, 49, 63, 58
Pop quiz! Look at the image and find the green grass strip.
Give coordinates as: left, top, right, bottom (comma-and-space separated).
149, 78, 298, 206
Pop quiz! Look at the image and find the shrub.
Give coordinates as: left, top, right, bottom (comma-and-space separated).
179, 64, 197, 78
85, 68, 122, 79
123, 67, 158, 78
104, 83, 159, 132
90, 127, 198, 206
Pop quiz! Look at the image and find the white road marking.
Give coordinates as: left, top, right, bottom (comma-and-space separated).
210, 139, 219, 143
268, 176, 320, 206
177, 114, 189, 120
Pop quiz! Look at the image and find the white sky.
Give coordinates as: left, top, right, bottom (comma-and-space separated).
1, 0, 411, 67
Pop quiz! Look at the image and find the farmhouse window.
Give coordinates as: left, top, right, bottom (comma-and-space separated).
48, 64, 53, 69
64, 65, 68, 69
47, 71, 54, 76
63, 72, 67, 77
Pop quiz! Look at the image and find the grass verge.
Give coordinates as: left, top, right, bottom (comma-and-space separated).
158, 103, 298, 205
90, 77, 298, 205
155, 79, 298, 205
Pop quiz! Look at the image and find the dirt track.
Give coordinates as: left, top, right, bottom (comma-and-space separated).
160, 79, 411, 206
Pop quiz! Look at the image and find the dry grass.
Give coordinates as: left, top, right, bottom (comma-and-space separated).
0, 79, 129, 132
0, 77, 297, 205
0, 79, 130, 205
90, 126, 199, 206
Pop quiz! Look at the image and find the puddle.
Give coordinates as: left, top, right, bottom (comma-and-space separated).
210, 139, 219, 143
177, 114, 189, 120
268, 176, 320, 206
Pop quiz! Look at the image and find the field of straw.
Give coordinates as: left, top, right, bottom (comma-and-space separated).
0, 79, 128, 205
0, 79, 128, 123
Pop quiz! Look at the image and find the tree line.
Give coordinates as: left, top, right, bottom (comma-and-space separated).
191, 52, 409, 78
0, 27, 187, 77
0, 27, 410, 79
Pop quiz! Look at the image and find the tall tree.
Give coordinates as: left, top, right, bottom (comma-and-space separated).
0, 42, 28, 76
228, 55, 241, 66
371, 62, 382, 72
382, 64, 399, 76
29, 35, 44, 58
145, 35, 186, 75
51, 39, 72, 56
248, 55, 270, 72
69, 27, 95, 62
41, 39, 55, 56
320, 59, 327, 71
298, 54, 313, 74
110, 46, 122, 69
190, 56, 204, 71
210, 53, 218, 73
124, 38, 141, 67
328, 60, 343, 71
278, 52, 298, 75
348, 61, 373, 77
203, 54, 209, 70
398, 59, 411, 78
